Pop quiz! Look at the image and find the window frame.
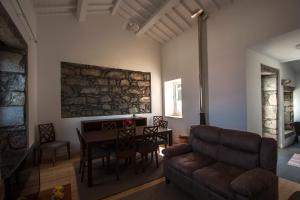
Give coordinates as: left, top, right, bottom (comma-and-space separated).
164, 78, 182, 118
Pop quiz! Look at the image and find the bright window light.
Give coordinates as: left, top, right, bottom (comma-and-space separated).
164, 78, 182, 118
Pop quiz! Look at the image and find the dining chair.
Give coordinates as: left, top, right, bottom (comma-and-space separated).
157, 120, 169, 148
115, 128, 137, 180
137, 126, 159, 172
38, 123, 70, 166
76, 128, 111, 182
153, 116, 163, 126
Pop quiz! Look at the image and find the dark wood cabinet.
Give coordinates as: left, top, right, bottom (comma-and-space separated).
81, 117, 147, 132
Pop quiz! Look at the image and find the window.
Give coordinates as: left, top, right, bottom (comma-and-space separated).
164, 78, 182, 118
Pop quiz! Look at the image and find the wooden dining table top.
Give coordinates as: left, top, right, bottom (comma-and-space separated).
82, 126, 172, 144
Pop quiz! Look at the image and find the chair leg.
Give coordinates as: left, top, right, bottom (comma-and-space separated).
67, 143, 71, 160
39, 149, 43, 163
165, 177, 170, 184
133, 155, 137, 174
52, 150, 56, 166
151, 152, 153, 162
107, 155, 110, 168
116, 159, 120, 181
164, 144, 167, 148
102, 157, 105, 167
155, 150, 159, 168
81, 162, 85, 182
141, 155, 145, 173
79, 160, 82, 174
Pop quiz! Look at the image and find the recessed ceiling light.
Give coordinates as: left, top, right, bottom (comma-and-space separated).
296, 44, 300, 49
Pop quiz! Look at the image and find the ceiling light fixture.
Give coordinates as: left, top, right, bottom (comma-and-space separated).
296, 44, 300, 50
191, 9, 204, 18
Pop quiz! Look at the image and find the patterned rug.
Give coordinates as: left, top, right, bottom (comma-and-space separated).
288, 154, 300, 167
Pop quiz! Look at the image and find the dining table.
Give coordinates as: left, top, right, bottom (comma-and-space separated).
82, 126, 173, 187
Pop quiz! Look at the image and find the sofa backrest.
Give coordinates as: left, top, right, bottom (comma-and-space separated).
260, 137, 277, 173
189, 125, 277, 172
218, 129, 261, 170
189, 125, 221, 160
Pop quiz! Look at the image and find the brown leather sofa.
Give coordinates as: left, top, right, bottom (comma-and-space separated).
162, 125, 278, 200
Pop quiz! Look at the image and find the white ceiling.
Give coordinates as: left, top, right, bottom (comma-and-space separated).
285, 60, 300, 74
33, 0, 233, 44
252, 28, 300, 62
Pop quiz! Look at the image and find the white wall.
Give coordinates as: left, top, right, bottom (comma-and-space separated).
207, 0, 300, 130
161, 26, 200, 140
293, 72, 300, 122
37, 14, 162, 152
246, 49, 296, 147
0, 0, 38, 147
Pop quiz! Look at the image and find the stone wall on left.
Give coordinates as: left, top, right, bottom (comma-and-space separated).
0, 50, 27, 151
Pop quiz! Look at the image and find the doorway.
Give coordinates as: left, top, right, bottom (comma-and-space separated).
261, 65, 279, 141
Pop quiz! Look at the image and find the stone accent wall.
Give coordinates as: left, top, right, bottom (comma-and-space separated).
61, 62, 151, 118
261, 75, 278, 140
0, 50, 27, 151
284, 86, 294, 130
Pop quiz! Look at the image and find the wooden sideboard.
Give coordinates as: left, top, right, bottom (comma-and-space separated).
81, 117, 147, 132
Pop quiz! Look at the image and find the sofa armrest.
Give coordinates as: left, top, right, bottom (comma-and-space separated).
230, 168, 277, 197
162, 144, 192, 158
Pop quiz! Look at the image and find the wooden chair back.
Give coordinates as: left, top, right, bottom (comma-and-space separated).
38, 123, 56, 144
153, 116, 163, 126
116, 128, 136, 154
142, 126, 159, 146
159, 120, 168, 128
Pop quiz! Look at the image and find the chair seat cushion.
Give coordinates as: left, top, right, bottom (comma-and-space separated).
193, 162, 245, 199
41, 141, 69, 150
165, 152, 215, 177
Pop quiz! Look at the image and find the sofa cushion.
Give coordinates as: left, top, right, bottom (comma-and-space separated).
190, 125, 221, 160
165, 152, 215, 177
193, 162, 245, 199
230, 168, 277, 197
218, 145, 259, 170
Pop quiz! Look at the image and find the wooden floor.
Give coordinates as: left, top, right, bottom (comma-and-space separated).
40, 155, 300, 200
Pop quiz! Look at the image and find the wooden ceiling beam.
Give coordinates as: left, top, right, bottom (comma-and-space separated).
77, 0, 88, 22
158, 19, 177, 37
136, 0, 180, 37
172, 7, 192, 28
149, 29, 166, 43
165, 13, 184, 32
122, 1, 147, 20
145, 32, 162, 44
111, 0, 122, 15
153, 25, 173, 40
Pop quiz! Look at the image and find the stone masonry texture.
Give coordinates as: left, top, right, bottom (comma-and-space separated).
61, 62, 151, 118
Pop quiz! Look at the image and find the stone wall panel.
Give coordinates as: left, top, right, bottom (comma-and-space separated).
61, 62, 151, 118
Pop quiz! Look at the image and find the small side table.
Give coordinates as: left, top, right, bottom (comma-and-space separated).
38, 184, 71, 200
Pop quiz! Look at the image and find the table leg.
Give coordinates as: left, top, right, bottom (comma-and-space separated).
87, 144, 93, 187
168, 131, 173, 146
